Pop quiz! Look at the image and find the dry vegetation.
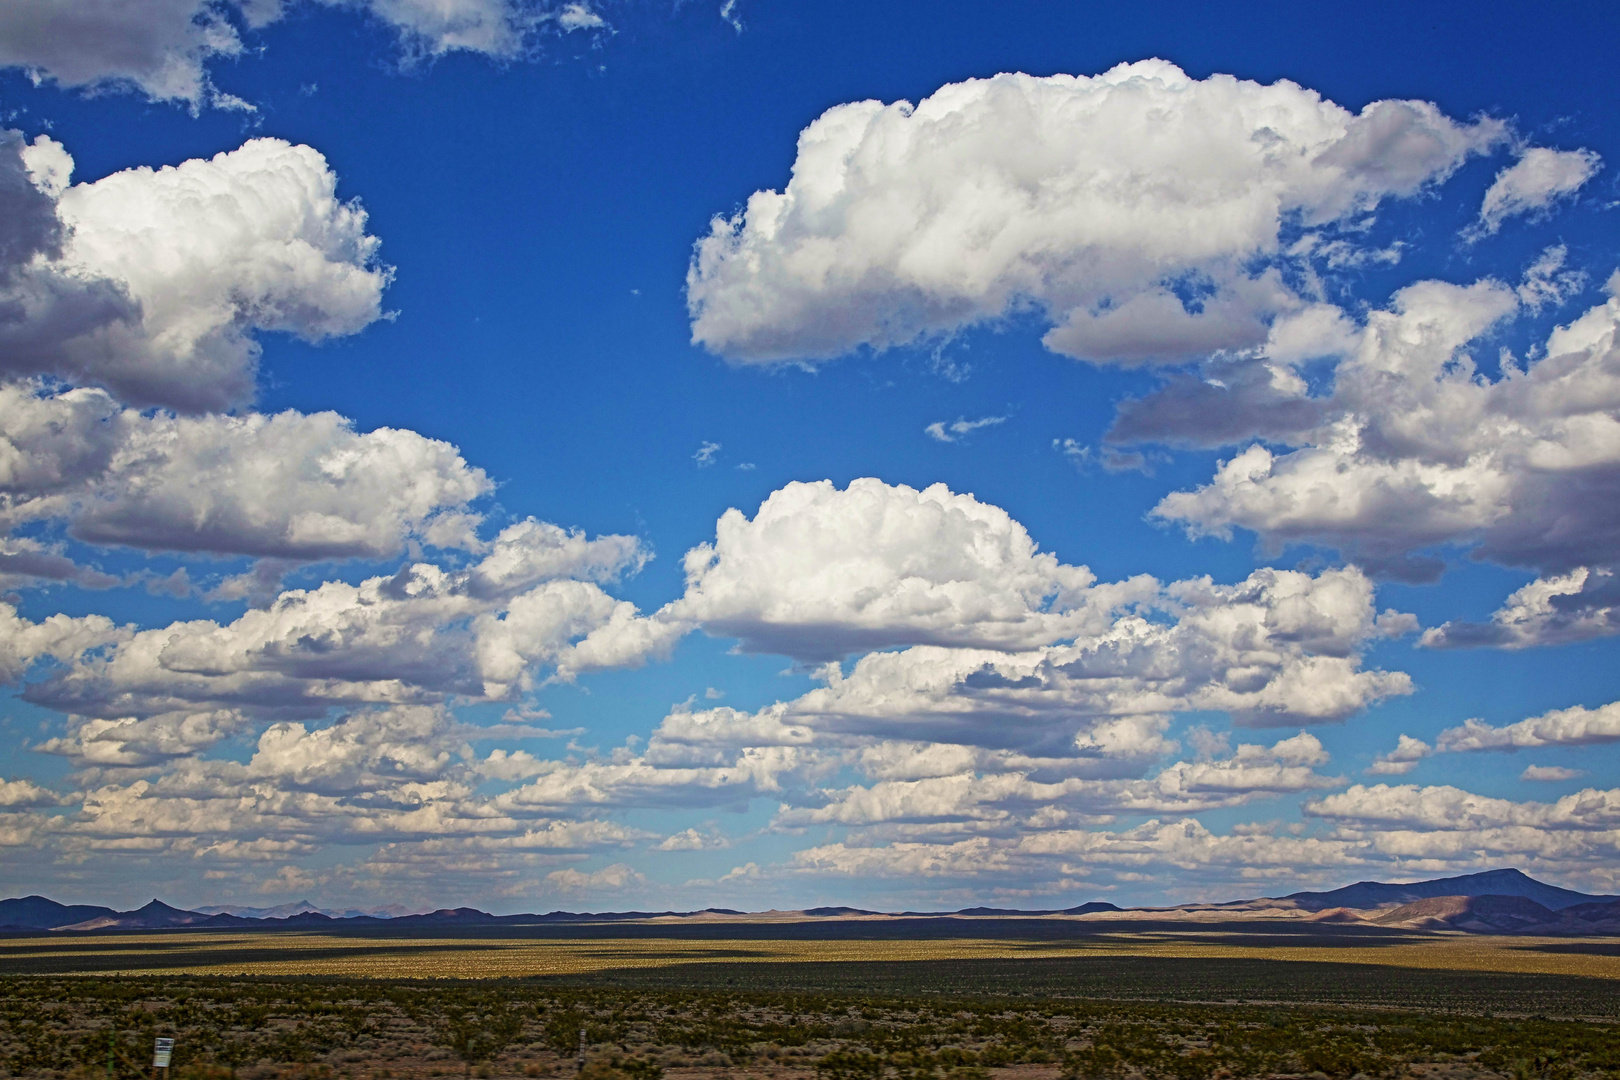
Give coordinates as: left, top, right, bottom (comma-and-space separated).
6, 929, 1620, 1080
2, 974, 1619, 1080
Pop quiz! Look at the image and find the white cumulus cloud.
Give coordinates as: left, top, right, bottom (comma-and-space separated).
0, 381, 491, 562
0, 134, 391, 411
1154, 269, 1620, 590
688, 60, 1502, 367
1422, 568, 1620, 649
1434, 700, 1620, 753
9, 519, 664, 725
665, 478, 1116, 660
654, 483, 1414, 750
1367, 733, 1431, 775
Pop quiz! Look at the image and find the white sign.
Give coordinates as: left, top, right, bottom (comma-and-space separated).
153, 1039, 174, 1068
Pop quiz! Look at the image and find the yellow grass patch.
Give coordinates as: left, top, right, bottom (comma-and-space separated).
2, 931, 1617, 981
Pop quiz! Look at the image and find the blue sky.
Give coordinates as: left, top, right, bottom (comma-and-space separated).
1, 0, 1618, 913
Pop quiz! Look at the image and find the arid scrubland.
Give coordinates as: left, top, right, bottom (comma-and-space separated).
3, 955, 1620, 1080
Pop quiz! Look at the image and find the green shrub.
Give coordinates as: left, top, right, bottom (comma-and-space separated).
817, 1049, 885, 1080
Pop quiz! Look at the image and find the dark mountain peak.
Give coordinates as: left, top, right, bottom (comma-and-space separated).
136, 899, 186, 914
90, 899, 216, 929
0, 896, 119, 931
1064, 901, 1122, 914
389, 907, 498, 925
1440, 869, 1535, 888
278, 911, 335, 924
1281, 868, 1612, 912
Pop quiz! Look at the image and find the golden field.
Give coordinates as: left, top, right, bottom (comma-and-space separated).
3, 930, 1617, 981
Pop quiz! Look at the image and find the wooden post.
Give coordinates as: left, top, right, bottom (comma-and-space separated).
576, 1029, 586, 1073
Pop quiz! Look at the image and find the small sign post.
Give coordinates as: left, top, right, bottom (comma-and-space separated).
152, 1038, 174, 1080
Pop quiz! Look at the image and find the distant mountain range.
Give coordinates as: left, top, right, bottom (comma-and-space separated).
193, 900, 418, 920
4, 868, 1617, 935
0, 895, 1129, 933
1278, 868, 1606, 912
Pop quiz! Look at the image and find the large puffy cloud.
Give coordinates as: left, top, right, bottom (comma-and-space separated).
0, 0, 597, 110
9, 519, 666, 723
0, 132, 138, 390
665, 478, 1415, 691
1472, 147, 1602, 239
1154, 268, 1620, 587
0, 134, 389, 411
0, 777, 64, 808
1, 131, 68, 277
0, 600, 128, 684
666, 477, 1123, 660
0, 133, 486, 580
1421, 568, 1619, 649
1434, 700, 1620, 753
688, 60, 1502, 366
35, 708, 246, 769
237, 704, 471, 795
0, 381, 490, 561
